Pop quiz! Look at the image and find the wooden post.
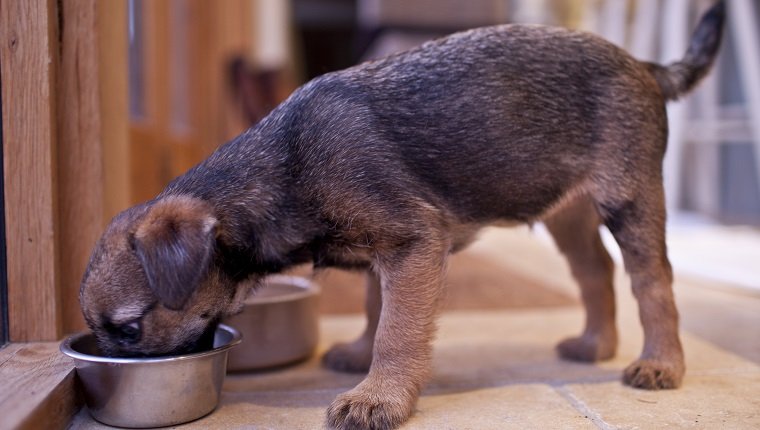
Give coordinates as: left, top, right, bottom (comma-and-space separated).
99, 1, 131, 224
57, 0, 106, 335
56, 0, 131, 335
0, 0, 62, 341
1, 0, 129, 338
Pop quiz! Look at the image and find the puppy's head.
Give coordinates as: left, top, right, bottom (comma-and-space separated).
80, 195, 249, 357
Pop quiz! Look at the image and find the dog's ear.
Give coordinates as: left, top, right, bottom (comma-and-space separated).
132, 196, 218, 310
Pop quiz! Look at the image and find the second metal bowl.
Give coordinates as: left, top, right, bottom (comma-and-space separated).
224, 275, 320, 371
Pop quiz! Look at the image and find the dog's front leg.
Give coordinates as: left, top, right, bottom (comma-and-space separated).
326, 237, 448, 430
323, 271, 382, 372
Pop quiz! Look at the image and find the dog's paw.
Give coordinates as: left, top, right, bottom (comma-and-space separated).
623, 358, 683, 389
556, 334, 616, 362
322, 340, 373, 373
326, 385, 413, 430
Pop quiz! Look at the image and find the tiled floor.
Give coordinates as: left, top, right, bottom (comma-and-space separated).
69, 226, 760, 429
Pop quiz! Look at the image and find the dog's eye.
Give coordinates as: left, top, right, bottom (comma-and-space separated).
117, 320, 141, 344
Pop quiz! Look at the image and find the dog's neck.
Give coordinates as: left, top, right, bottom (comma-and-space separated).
158, 120, 324, 281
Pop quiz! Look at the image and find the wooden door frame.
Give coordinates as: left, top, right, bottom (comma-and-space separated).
0, 78, 7, 346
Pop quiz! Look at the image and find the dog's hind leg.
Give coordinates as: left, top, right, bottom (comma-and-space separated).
322, 271, 381, 372
602, 180, 684, 389
545, 195, 618, 362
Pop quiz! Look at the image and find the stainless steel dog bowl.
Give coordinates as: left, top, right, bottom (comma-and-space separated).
224, 275, 320, 371
60, 324, 241, 428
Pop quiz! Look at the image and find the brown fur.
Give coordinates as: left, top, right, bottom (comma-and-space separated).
80, 3, 724, 429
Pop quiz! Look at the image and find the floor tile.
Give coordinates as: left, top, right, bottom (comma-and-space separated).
567, 371, 760, 429
68, 280, 760, 429
405, 384, 596, 430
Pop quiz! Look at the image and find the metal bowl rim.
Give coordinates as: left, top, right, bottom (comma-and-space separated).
59, 323, 242, 364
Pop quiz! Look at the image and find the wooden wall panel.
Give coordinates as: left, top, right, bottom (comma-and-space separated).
57, 0, 105, 335
128, 0, 257, 205
57, 0, 130, 334
1, 0, 130, 338
0, 0, 62, 341
129, 0, 170, 204
99, 1, 131, 223
206, 0, 256, 151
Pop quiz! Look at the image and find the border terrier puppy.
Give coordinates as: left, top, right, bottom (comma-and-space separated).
80, 2, 725, 429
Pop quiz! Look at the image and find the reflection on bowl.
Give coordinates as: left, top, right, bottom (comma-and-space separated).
224, 275, 320, 372
60, 324, 241, 428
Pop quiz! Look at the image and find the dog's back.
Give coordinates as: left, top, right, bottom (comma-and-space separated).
261, 13, 721, 227
345, 25, 656, 222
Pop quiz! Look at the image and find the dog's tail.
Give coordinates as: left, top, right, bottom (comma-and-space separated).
645, 0, 725, 101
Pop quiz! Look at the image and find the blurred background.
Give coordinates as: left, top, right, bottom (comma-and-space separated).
1, 0, 759, 343
124, 0, 760, 223
122, 0, 760, 304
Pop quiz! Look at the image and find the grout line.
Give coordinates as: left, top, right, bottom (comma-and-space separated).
223, 386, 347, 397
0, 345, 21, 369
687, 366, 760, 376
553, 385, 617, 430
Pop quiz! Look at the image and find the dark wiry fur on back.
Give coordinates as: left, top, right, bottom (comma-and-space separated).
163, 12, 721, 276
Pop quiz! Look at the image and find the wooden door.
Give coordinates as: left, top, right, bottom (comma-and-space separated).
127, 0, 255, 204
